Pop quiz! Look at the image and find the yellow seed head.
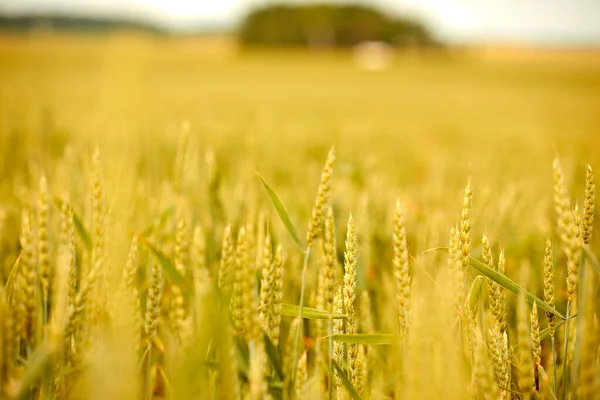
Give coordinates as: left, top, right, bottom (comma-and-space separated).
488, 323, 510, 400
38, 174, 51, 302
542, 239, 556, 335
271, 244, 284, 346
530, 303, 541, 368
582, 164, 595, 244
460, 180, 473, 272
218, 224, 234, 293
517, 290, 535, 394
393, 200, 411, 336
566, 205, 582, 301
323, 206, 337, 312
307, 147, 335, 248
471, 331, 499, 399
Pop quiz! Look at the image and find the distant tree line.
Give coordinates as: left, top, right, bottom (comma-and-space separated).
0, 15, 164, 34
238, 3, 439, 48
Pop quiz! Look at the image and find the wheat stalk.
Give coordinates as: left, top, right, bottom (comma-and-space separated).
342, 214, 359, 388
306, 147, 335, 247
582, 164, 595, 245
393, 200, 411, 336
38, 174, 51, 325
218, 224, 234, 295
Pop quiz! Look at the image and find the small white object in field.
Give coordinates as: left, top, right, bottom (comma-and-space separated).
353, 41, 394, 71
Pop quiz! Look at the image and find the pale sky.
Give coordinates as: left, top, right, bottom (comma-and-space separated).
2, 0, 600, 44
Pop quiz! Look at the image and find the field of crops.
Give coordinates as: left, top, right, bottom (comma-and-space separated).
0, 35, 599, 399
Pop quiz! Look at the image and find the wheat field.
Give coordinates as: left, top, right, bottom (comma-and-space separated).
0, 35, 599, 400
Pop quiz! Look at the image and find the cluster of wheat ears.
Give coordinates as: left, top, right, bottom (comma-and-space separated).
0, 135, 597, 400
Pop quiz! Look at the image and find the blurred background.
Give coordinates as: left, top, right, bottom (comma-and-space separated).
0, 1, 599, 272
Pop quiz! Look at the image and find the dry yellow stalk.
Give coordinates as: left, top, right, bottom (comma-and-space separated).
460, 180, 473, 273
553, 157, 582, 302
323, 206, 337, 313
121, 236, 142, 352
171, 218, 189, 337
91, 148, 106, 266
64, 256, 104, 337
19, 205, 37, 339
333, 286, 344, 393
448, 225, 463, 310
38, 174, 51, 319
144, 260, 163, 351
249, 340, 267, 400
553, 157, 572, 239
566, 204, 582, 302
578, 274, 599, 398
582, 164, 595, 244
217, 320, 240, 400
271, 244, 284, 346
306, 147, 335, 248
517, 290, 535, 395
488, 249, 507, 334
60, 201, 77, 310
530, 303, 541, 368
488, 322, 510, 400
295, 351, 308, 398
543, 239, 556, 336
218, 224, 234, 294
471, 331, 499, 400
482, 234, 492, 267
1, 288, 16, 395
342, 214, 359, 386
230, 226, 247, 336
393, 200, 411, 336
259, 233, 274, 338
484, 234, 505, 333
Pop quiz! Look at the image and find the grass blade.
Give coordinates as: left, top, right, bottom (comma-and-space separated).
466, 275, 485, 311
5, 253, 21, 298
256, 171, 304, 251
281, 303, 345, 320
264, 332, 284, 381
538, 364, 558, 400
331, 359, 363, 400
15, 342, 55, 400
583, 245, 600, 275
467, 256, 564, 318
139, 237, 193, 296
427, 249, 564, 319
540, 318, 566, 341
329, 333, 400, 345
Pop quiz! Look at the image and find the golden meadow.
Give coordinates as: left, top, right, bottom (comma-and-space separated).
0, 35, 599, 399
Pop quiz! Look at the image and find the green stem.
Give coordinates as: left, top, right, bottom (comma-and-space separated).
145, 345, 153, 400
561, 301, 571, 400
572, 256, 586, 393
551, 335, 557, 396
328, 314, 334, 400
292, 247, 311, 391
43, 295, 48, 329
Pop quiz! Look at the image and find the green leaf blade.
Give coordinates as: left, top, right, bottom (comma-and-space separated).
280, 303, 345, 320
467, 256, 565, 319
331, 360, 363, 400
256, 171, 305, 251
467, 275, 485, 310
264, 332, 284, 381
140, 237, 193, 297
